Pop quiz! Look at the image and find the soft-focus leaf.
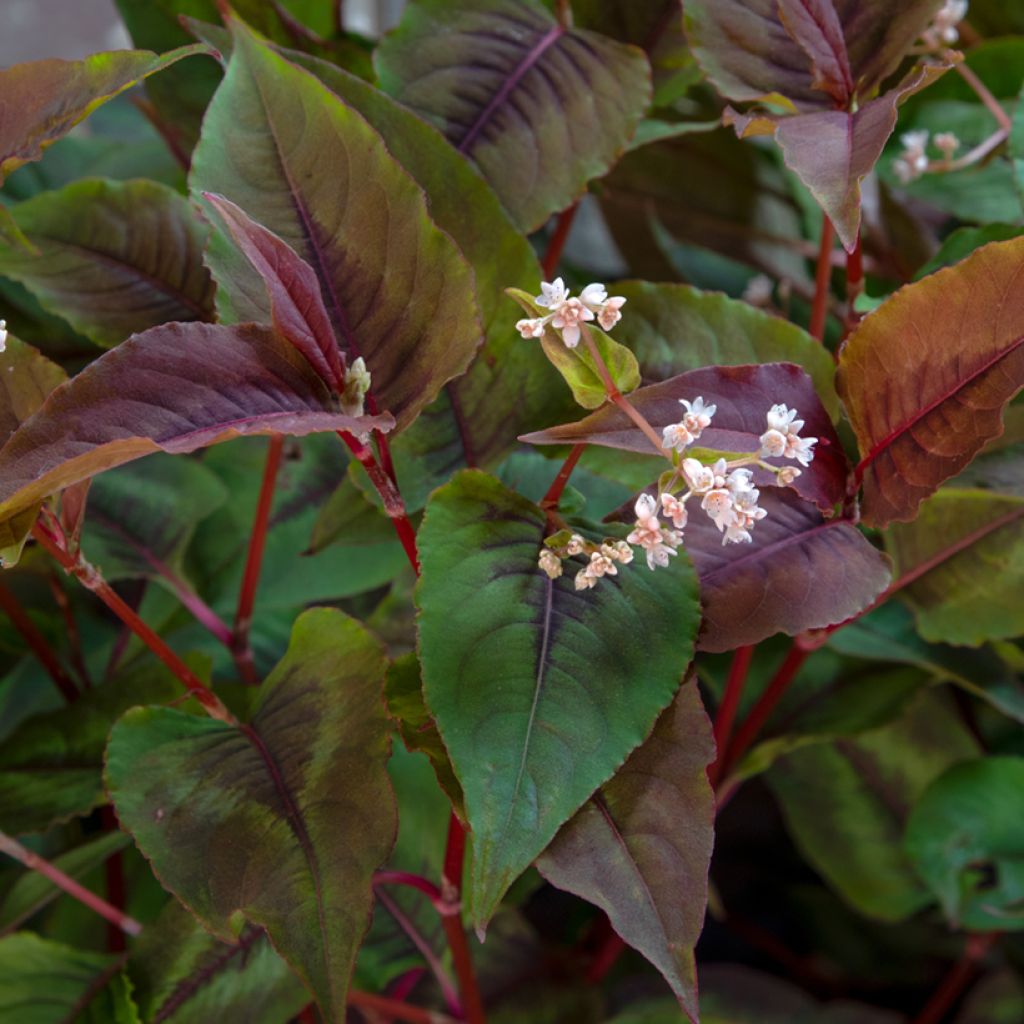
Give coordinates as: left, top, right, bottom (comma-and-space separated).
916, 225, 1024, 279
375, 0, 652, 232
767, 691, 979, 921
129, 901, 307, 1024
0, 832, 131, 934
0, 335, 66, 448
0, 321, 389, 530
416, 471, 700, 927
905, 757, 1024, 931
686, 488, 891, 652
538, 678, 714, 1022
107, 609, 396, 1022
523, 363, 849, 512
81, 455, 228, 583
0, 45, 210, 183
0, 180, 215, 349
954, 971, 1024, 1024
190, 20, 482, 433
838, 235, 1024, 527
886, 488, 1024, 646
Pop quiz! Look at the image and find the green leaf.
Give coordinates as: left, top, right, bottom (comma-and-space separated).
885, 488, 1024, 646
0, 660, 186, 834
0, 180, 215, 349
537, 679, 714, 1022
838, 234, 1024, 527
106, 609, 397, 1022
0, 322, 389, 531
916, 225, 1024, 279
0, 831, 132, 933
375, 0, 652, 232
955, 971, 1024, 1024
81, 454, 228, 583
190, 19, 482, 433
767, 691, 980, 922
128, 901, 307, 1024
415, 470, 701, 927
0, 45, 211, 183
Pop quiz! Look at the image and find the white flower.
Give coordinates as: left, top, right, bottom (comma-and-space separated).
761, 404, 816, 467
602, 540, 634, 565
341, 357, 372, 417
760, 428, 788, 458
585, 550, 618, 579
934, 131, 960, 160
766, 404, 802, 433
0, 320, 6, 354
894, 130, 930, 183
727, 467, 755, 496
662, 422, 695, 453
535, 278, 569, 310
723, 489, 766, 545
679, 396, 716, 438
742, 274, 774, 307
922, 0, 968, 47
575, 568, 598, 590
579, 283, 608, 308
786, 433, 818, 467
701, 488, 735, 531
566, 534, 586, 556
579, 282, 627, 331
683, 458, 715, 494
597, 296, 626, 331
538, 548, 562, 579
516, 317, 547, 339
660, 492, 688, 530
626, 493, 681, 571
550, 296, 593, 348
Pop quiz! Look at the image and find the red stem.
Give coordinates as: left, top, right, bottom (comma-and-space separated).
709, 645, 755, 786
0, 828, 142, 937
809, 218, 835, 342
0, 581, 79, 703
233, 434, 285, 685
846, 231, 864, 324
389, 968, 427, 1004
100, 805, 127, 953
540, 443, 586, 511
375, 870, 444, 907
348, 991, 459, 1024
542, 202, 580, 279
586, 929, 626, 984
33, 521, 236, 725
912, 932, 997, 1024
718, 644, 810, 782
46, 572, 91, 688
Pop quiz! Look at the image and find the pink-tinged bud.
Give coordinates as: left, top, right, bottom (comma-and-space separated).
574, 568, 598, 590
516, 317, 547, 339
566, 534, 587, 556
778, 466, 802, 485
662, 422, 695, 453
660, 493, 688, 530
538, 548, 563, 579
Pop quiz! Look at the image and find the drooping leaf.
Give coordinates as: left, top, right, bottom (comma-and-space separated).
128, 901, 307, 1024
0, 45, 211, 183
106, 609, 397, 1022
416, 471, 701, 927
81, 454, 228, 584
537, 678, 714, 1022
0, 660, 186, 834
0, 831, 132, 934
375, 0, 652, 232
767, 691, 980, 922
885, 488, 1024, 647
523, 363, 849, 512
0, 321, 390, 531
190, 19, 482, 433
837, 235, 1024, 527
610, 281, 839, 417
0, 180, 215, 350
685, 488, 891, 652
905, 757, 1024, 931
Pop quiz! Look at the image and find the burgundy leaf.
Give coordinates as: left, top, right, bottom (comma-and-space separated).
686, 489, 891, 652
521, 363, 848, 512
202, 192, 346, 392
776, 0, 853, 105
0, 322, 390, 528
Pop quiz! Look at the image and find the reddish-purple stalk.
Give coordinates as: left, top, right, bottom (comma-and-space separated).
709, 645, 755, 787
46, 572, 92, 689
389, 968, 428, 1004
233, 433, 285, 685
0, 828, 142, 938
375, 870, 445, 907
845, 232, 864, 328
0, 581, 79, 702
541, 202, 580, 280
912, 932, 997, 1024
348, 990, 459, 1024
540, 443, 586, 512
809, 219, 835, 342
32, 519, 237, 725
100, 805, 127, 953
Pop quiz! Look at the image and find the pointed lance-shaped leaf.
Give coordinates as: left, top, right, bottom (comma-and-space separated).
375, 0, 652, 233
538, 678, 715, 1023
0, 179, 216, 349
0, 44, 213, 183
684, 489, 892, 652
415, 471, 701, 928
201, 193, 346, 392
837, 235, 1024, 527
776, 0, 853, 106
522, 363, 848, 513
0, 321, 391, 531
190, 19, 482, 434
106, 609, 397, 1023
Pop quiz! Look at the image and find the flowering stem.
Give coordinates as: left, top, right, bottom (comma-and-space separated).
954, 60, 1012, 131
0, 581, 79, 703
0, 828, 142, 938
809, 218, 835, 342
540, 443, 586, 511
233, 434, 285, 686
32, 519, 238, 726
912, 932, 997, 1024
717, 643, 810, 783
542, 202, 579, 279
709, 644, 756, 786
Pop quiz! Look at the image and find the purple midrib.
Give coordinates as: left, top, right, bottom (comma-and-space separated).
457, 22, 565, 154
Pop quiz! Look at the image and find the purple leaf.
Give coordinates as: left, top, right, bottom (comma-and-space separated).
776, 0, 853, 105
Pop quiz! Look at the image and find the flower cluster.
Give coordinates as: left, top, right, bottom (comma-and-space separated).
893, 130, 961, 184
516, 278, 626, 348
538, 531, 634, 590
921, 0, 968, 49
0, 319, 6, 354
